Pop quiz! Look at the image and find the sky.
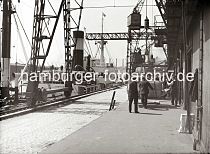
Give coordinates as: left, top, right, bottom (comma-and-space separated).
0, 0, 166, 67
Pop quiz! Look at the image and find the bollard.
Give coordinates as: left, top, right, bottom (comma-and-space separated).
109, 91, 116, 111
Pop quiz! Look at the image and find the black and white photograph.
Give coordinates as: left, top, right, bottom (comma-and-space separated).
0, 0, 210, 153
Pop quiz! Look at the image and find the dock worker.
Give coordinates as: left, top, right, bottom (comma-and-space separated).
127, 77, 139, 113
139, 77, 153, 109
169, 77, 178, 106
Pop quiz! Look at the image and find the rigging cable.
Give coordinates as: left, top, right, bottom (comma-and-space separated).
104, 44, 118, 72
12, 3, 32, 47
105, 45, 113, 63
84, 48, 90, 55
84, 40, 92, 56
146, 0, 148, 17
84, 28, 93, 57
94, 44, 100, 58
13, 13, 28, 62
152, 0, 154, 25
87, 39, 94, 57
84, 28, 94, 58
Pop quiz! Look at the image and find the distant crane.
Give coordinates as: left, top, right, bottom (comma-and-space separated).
85, 0, 167, 73
127, 0, 146, 73
127, 0, 167, 73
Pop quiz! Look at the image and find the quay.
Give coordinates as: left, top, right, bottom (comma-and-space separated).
42, 86, 196, 153
1, 0, 210, 153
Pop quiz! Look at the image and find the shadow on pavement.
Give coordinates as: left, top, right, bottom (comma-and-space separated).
39, 107, 108, 115
138, 103, 180, 111
140, 112, 162, 115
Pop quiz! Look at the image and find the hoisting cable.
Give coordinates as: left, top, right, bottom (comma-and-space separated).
12, 7, 33, 83
12, 3, 32, 47
13, 14, 29, 62
47, 0, 57, 15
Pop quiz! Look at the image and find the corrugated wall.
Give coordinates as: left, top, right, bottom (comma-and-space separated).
188, 5, 210, 153
191, 14, 199, 127
201, 6, 210, 153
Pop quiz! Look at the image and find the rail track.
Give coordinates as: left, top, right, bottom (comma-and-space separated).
0, 85, 123, 121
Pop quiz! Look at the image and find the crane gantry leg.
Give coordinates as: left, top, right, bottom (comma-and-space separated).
26, 0, 64, 106
26, 0, 84, 105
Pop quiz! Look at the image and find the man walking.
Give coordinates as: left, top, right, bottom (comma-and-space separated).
139, 77, 153, 109
127, 78, 139, 113
169, 78, 178, 106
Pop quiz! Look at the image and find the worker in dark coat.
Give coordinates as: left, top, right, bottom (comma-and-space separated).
189, 69, 198, 102
170, 80, 178, 106
168, 77, 178, 106
127, 79, 139, 113
139, 77, 153, 109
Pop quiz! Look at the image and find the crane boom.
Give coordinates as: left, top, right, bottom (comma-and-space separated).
133, 0, 145, 13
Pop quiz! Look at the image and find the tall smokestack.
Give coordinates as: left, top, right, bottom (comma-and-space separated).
72, 30, 84, 70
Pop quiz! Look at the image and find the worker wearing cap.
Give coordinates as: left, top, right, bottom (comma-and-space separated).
139, 77, 153, 109
127, 77, 139, 113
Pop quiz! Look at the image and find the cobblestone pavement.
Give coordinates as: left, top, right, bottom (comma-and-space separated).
0, 87, 127, 154
42, 92, 196, 153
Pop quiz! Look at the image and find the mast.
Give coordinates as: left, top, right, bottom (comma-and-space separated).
100, 12, 105, 67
